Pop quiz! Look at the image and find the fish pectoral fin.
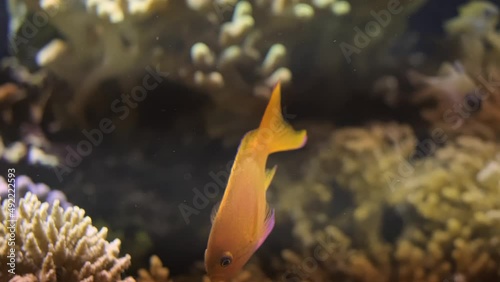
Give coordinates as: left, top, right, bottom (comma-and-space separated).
210, 201, 221, 224
264, 165, 277, 191
257, 203, 275, 249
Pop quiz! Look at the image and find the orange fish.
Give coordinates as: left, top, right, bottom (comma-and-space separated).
204, 82, 307, 281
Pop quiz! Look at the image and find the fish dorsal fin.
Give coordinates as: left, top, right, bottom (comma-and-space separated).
257, 203, 275, 249
264, 165, 277, 191
258, 82, 307, 155
210, 201, 221, 224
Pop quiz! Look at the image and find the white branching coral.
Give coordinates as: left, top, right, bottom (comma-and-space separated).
0, 192, 133, 282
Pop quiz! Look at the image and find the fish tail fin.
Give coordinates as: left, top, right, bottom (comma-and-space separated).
258, 81, 307, 155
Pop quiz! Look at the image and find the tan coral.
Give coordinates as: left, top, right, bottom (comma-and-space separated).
0, 193, 133, 282
375, 2, 500, 141
0, 61, 60, 167
444, 1, 500, 76
7, 0, 425, 144
136, 255, 171, 282
387, 135, 500, 281
408, 61, 500, 140
8, 0, 302, 126
274, 123, 500, 282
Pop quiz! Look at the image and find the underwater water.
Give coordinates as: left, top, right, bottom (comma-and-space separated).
1, 0, 500, 281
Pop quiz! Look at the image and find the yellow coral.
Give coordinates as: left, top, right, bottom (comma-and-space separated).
275, 123, 500, 282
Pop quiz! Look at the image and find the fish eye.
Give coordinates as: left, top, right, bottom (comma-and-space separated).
465, 93, 482, 112
219, 253, 233, 267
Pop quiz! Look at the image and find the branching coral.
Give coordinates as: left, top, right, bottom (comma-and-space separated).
136, 255, 171, 282
0, 136, 59, 166
370, 2, 500, 141
444, 1, 500, 76
7, 0, 349, 99
0, 58, 52, 126
7, 0, 425, 142
9, 0, 318, 125
388, 135, 500, 282
407, 60, 500, 140
274, 123, 500, 282
0, 192, 133, 282
0, 59, 60, 167
400, 1, 500, 140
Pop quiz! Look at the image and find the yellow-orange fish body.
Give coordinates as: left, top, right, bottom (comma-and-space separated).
205, 82, 307, 281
